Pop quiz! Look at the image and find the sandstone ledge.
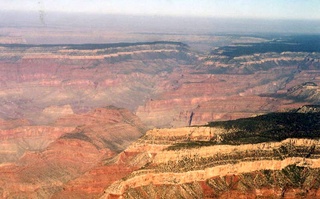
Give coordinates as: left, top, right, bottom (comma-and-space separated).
102, 157, 320, 197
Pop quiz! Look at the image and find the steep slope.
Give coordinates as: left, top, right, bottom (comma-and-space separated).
98, 106, 320, 198
136, 52, 320, 127
0, 106, 145, 198
0, 125, 74, 163
135, 37, 320, 127
0, 41, 194, 125
1, 39, 320, 128
286, 82, 320, 103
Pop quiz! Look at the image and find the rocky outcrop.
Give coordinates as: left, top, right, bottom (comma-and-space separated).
1, 24, 320, 199
1, 42, 320, 128
135, 51, 320, 127
0, 125, 74, 163
0, 42, 194, 125
98, 109, 320, 198
0, 106, 145, 198
135, 68, 308, 127
286, 82, 320, 103
296, 105, 320, 113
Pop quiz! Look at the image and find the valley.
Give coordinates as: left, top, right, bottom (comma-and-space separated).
0, 31, 320, 198
0, 36, 319, 128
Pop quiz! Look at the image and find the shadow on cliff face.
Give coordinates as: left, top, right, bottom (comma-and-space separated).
208, 110, 320, 145
166, 106, 320, 150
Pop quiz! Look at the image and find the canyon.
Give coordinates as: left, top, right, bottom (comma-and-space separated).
0, 106, 145, 198
0, 39, 319, 128
0, 31, 320, 198
100, 108, 320, 198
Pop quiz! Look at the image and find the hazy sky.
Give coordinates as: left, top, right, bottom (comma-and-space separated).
1, 0, 320, 20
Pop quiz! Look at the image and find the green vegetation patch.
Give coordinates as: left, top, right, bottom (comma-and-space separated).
168, 111, 320, 150
207, 112, 320, 145
166, 141, 217, 150
214, 35, 320, 58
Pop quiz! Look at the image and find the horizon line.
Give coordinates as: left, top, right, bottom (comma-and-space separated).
2, 9, 320, 21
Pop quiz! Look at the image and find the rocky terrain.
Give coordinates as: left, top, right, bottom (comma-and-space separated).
0, 106, 145, 198
0, 41, 194, 126
136, 51, 320, 127
0, 34, 320, 198
0, 39, 320, 128
98, 106, 320, 198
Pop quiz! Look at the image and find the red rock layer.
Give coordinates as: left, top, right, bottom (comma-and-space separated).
0, 106, 145, 198
1, 44, 319, 128
136, 68, 307, 127
98, 126, 320, 199
0, 42, 192, 125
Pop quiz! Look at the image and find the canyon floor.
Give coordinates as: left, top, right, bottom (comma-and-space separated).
0, 30, 320, 198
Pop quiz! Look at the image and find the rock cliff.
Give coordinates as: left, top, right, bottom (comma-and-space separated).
136, 51, 320, 127
0, 42, 194, 125
0, 38, 320, 198
0, 106, 145, 198
1, 41, 320, 128
98, 107, 320, 198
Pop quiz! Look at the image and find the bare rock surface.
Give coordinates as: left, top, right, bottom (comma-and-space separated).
0, 106, 145, 198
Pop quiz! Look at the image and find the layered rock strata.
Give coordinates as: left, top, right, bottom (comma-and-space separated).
99, 109, 320, 198
0, 41, 320, 128
0, 42, 194, 125
0, 106, 145, 198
